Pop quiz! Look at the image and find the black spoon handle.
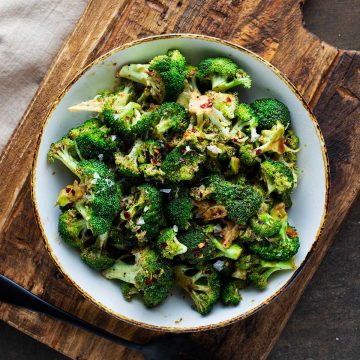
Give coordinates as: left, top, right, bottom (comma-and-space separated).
0, 274, 143, 352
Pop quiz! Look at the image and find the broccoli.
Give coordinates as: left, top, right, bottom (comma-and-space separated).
118, 49, 186, 102
253, 122, 286, 156
285, 129, 299, 150
48, 136, 78, 174
166, 193, 194, 230
115, 139, 143, 178
250, 210, 282, 237
249, 259, 295, 289
80, 232, 115, 269
176, 65, 200, 108
251, 98, 290, 130
68, 80, 137, 112
103, 248, 173, 307
210, 179, 263, 225
230, 103, 260, 142
261, 159, 294, 194
156, 228, 188, 259
178, 227, 242, 264
119, 281, 139, 301
52, 157, 120, 235
197, 57, 252, 92
188, 92, 233, 137
102, 102, 155, 137
249, 221, 300, 261
220, 279, 242, 306
152, 102, 188, 139
161, 144, 205, 182
232, 253, 261, 280
68, 119, 120, 161
108, 227, 135, 251
120, 184, 163, 243
174, 264, 221, 315
206, 91, 239, 119
238, 144, 259, 167
58, 209, 90, 248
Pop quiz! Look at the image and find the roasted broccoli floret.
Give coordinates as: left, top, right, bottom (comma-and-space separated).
174, 264, 221, 315
120, 184, 163, 243
251, 98, 290, 130
238, 144, 259, 167
119, 281, 139, 301
161, 144, 205, 182
249, 221, 300, 261
285, 129, 299, 150
261, 159, 294, 194
118, 49, 186, 103
197, 57, 252, 92
253, 122, 286, 156
156, 228, 188, 259
68, 80, 137, 112
80, 232, 115, 269
250, 210, 282, 237
220, 279, 242, 306
176, 65, 200, 108
115, 139, 143, 178
102, 102, 155, 137
58, 209, 90, 248
230, 103, 260, 142
232, 253, 261, 280
166, 193, 194, 230
206, 91, 239, 119
108, 227, 135, 251
48, 136, 78, 174
152, 102, 188, 139
248, 259, 295, 289
103, 248, 173, 307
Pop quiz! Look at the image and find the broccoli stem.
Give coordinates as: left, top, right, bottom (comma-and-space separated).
55, 149, 79, 175
212, 238, 242, 260
103, 259, 141, 284
75, 202, 90, 222
119, 64, 150, 86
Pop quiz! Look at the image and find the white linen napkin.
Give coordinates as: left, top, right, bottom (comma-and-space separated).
0, 0, 88, 153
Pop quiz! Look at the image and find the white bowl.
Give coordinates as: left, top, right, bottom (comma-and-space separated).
32, 34, 329, 332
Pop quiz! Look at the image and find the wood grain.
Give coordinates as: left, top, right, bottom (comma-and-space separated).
0, 0, 359, 359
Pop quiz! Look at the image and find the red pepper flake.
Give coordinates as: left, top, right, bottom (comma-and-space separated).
180, 148, 187, 153
65, 187, 71, 193
226, 97, 232, 103
145, 277, 152, 285
124, 211, 131, 220
125, 116, 130, 121
256, 149, 263, 156
191, 128, 196, 133
200, 99, 213, 109
71, 189, 76, 196
151, 158, 158, 165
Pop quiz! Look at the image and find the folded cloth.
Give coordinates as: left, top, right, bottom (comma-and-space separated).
0, 0, 87, 153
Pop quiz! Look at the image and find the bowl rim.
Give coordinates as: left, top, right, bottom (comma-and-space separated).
31, 33, 330, 332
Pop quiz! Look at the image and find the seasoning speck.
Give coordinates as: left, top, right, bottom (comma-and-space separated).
160, 188, 171, 193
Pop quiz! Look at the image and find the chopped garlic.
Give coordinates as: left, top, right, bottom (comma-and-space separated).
136, 216, 145, 225
173, 225, 179, 232
111, 135, 117, 141
213, 260, 225, 272
206, 145, 223, 154
160, 188, 172, 193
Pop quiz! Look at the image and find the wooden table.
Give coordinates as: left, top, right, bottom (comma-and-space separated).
0, 0, 359, 359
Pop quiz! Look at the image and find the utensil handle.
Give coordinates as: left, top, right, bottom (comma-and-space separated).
0, 274, 143, 352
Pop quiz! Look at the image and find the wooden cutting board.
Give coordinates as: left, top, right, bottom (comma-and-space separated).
0, 0, 359, 358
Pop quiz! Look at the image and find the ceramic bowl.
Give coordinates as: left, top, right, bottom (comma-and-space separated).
32, 34, 329, 332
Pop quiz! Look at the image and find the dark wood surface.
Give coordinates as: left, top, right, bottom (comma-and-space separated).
0, 0, 359, 359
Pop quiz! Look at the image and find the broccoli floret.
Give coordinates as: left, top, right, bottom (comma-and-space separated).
221, 279, 242, 306
115, 139, 143, 178
68, 80, 137, 112
166, 193, 194, 230
156, 228, 188, 259
120, 184, 163, 243
250, 211, 282, 237
253, 122, 287, 156
176, 65, 200, 108
58, 209, 90, 248
230, 103, 260, 142
251, 98, 290, 130
261, 159, 294, 194
248, 259, 295, 289
178, 228, 216, 264
118, 50, 186, 102
174, 264, 221, 315
48, 136, 79, 174
161, 144, 205, 182
103, 248, 173, 307
285, 129, 300, 150
206, 91, 239, 119
80, 232, 115, 269
232, 253, 261, 280
102, 102, 155, 137
152, 102, 188, 139
189, 93, 233, 137
238, 144, 258, 167
249, 221, 300, 261
209, 179, 263, 225
55, 160, 120, 235
108, 227, 135, 251
197, 57, 252, 92
119, 281, 139, 301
